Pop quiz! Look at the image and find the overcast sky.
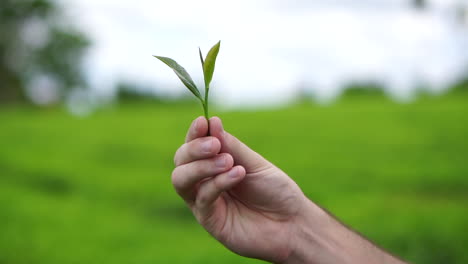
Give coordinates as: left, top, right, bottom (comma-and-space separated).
63, 0, 468, 107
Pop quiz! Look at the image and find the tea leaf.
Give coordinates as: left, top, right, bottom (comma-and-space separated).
153, 55, 201, 99
198, 47, 204, 67
203, 41, 220, 89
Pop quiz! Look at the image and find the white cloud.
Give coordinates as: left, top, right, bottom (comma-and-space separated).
62, 0, 468, 107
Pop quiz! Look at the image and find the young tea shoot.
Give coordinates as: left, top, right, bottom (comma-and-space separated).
154, 41, 221, 132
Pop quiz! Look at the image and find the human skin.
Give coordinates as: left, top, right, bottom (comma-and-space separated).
171, 116, 407, 264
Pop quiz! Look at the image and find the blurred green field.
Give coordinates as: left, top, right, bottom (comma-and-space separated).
1, 92, 467, 264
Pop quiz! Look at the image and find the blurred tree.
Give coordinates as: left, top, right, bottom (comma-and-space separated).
116, 81, 161, 103
341, 82, 387, 98
450, 75, 468, 93
413, 0, 426, 9
455, 2, 468, 26
0, 0, 89, 104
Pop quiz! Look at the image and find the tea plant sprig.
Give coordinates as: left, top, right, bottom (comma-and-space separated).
154, 41, 221, 131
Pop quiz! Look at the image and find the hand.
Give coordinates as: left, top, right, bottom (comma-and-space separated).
171, 116, 407, 264
171, 116, 308, 262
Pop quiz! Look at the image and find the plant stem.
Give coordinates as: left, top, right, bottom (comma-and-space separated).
203, 85, 210, 135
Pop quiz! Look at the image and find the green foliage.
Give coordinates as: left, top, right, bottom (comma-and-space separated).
0, 93, 467, 263
152, 56, 201, 100
340, 82, 387, 98
154, 41, 221, 124
199, 47, 205, 67
202, 41, 221, 90
115, 81, 163, 103
449, 75, 468, 93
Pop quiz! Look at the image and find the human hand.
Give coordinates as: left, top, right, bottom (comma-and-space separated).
171, 116, 308, 262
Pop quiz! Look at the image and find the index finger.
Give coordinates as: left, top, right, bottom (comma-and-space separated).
185, 116, 208, 143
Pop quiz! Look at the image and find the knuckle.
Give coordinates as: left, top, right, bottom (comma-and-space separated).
188, 141, 201, 159
193, 161, 209, 176
171, 168, 184, 190
196, 181, 211, 206
173, 143, 186, 166
212, 176, 225, 192
197, 192, 210, 207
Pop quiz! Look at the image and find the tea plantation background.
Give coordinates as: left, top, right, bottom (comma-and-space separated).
1, 89, 467, 264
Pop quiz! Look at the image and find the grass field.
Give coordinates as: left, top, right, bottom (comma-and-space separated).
1, 92, 467, 264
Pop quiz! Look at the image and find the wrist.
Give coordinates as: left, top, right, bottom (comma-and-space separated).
284, 199, 346, 264
283, 198, 406, 264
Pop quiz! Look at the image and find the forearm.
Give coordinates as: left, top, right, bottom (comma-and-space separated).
284, 199, 406, 264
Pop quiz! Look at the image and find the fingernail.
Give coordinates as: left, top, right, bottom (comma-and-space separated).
193, 118, 199, 131
215, 155, 227, 168
218, 117, 225, 134
201, 139, 213, 153
194, 117, 203, 133
228, 167, 238, 178
220, 121, 224, 132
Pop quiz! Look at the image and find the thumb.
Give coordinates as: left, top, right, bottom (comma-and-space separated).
209, 116, 271, 172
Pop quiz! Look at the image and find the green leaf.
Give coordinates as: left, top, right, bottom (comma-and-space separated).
203, 41, 221, 89
198, 47, 204, 67
153, 55, 202, 99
